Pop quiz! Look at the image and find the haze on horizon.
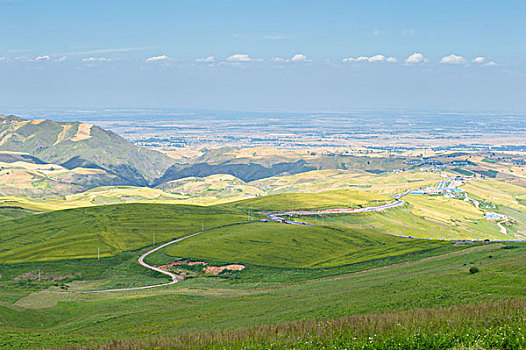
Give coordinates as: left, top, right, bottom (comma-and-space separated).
1, 0, 525, 112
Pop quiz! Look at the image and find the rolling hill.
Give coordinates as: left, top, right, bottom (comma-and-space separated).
0, 203, 246, 263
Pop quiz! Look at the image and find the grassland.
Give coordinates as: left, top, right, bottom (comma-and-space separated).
223, 189, 390, 212
0, 203, 246, 263
1, 241, 525, 349
89, 300, 526, 349
0, 166, 525, 349
151, 221, 447, 269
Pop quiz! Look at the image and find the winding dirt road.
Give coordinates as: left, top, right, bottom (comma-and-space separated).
54, 231, 207, 293
59, 192, 412, 293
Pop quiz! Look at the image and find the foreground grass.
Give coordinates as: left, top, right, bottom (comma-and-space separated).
88, 299, 526, 350
1, 242, 525, 349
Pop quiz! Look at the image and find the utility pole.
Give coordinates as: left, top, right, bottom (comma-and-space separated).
248, 210, 250, 222
38, 268, 41, 281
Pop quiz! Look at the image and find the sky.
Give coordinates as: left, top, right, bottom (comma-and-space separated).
1, 0, 525, 112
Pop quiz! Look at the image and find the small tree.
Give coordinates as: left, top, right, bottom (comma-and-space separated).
469, 266, 479, 274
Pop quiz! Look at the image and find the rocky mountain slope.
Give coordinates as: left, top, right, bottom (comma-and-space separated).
0, 115, 174, 186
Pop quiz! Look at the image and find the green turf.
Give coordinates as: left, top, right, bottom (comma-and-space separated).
221, 189, 390, 212
0, 177, 524, 349
152, 221, 446, 269
1, 242, 525, 349
0, 206, 37, 222
0, 203, 246, 263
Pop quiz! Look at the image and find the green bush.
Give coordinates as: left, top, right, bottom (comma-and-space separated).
469, 266, 479, 274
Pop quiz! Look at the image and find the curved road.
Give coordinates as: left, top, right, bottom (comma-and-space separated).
267, 198, 406, 224
60, 191, 411, 293
54, 231, 207, 293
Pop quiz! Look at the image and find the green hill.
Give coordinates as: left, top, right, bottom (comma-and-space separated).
222, 189, 390, 212
154, 221, 446, 269
0, 203, 246, 263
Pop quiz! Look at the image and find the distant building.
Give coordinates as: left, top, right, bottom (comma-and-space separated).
484, 212, 507, 220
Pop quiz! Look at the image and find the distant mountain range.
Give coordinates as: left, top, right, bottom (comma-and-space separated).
0, 114, 404, 197
0, 114, 174, 186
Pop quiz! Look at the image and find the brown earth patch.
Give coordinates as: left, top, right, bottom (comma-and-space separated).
158, 260, 207, 269
71, 123, 93, 142
205, 264, 245, 275
158, 260, 245, 276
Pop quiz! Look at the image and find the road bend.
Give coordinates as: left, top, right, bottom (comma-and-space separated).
52, 191, 412, 293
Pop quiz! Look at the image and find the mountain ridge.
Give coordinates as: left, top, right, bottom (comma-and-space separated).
0, 114, 175, 186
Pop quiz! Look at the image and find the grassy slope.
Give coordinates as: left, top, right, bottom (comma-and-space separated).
0, 174, 524, 348
299, 204, 509, 241
0, 206, 37, 221
96, 300, 526, 350
1, 242, 525, 349
223, 189, 390, 212
463, 178, 526, 210
156, 221, 446, 269
0, 203, 246, 263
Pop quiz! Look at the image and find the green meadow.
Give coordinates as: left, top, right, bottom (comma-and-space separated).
0, 182, 525, 349
151, 221, 448, 269
221, 189, 391, 212
0, 203, 246, 263
1, 241, 525, 349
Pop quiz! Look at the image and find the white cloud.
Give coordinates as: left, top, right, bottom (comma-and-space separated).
440, 54, 467, 65
485, 61, 498, 67
82, 57, 112, 62
145, 55, 170, 62
0, 57, 6, 62
472, 56, 485, 64
373, 30, 384, 36
35, 55, 50, 61
343, 54, 396, 63
269, 54, 310, 63
196, 56, 215, 63
55, 56, 67, 62
290, 54, 308, 62
404, 53, 427, 64
226, 54, 251, 62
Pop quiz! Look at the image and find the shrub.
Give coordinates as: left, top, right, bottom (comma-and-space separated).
469, 266, 479, 274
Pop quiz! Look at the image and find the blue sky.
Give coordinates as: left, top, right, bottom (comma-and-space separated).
1, 0, 525, 112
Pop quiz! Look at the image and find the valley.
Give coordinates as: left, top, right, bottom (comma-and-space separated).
0, 113, 525, 349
